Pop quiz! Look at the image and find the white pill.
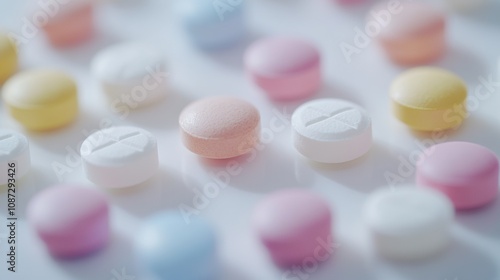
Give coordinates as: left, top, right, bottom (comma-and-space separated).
291, 98, 372, 163
364, 187, 454, 260
91, 42, 168, 109
80, 126, 159, 188
0, 130, 30, 185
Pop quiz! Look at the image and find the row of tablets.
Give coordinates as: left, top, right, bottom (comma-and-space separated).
12, 135, 498, 279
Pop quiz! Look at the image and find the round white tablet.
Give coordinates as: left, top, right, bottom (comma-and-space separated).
364, 187, 454, 260
291, 98, 372, 163
80, 126, 159, 188
91, 42, 168, 109
0, 130, 30, 185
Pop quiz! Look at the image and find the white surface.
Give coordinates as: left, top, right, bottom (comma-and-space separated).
1, 0, 500, 279
364, 187, 454, 260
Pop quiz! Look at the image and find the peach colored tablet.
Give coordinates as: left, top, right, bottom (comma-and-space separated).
371, 2, 446, 65
179, 96, 260, 159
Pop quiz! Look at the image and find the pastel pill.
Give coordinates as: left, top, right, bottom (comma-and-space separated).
417, 142, 499, 210
0, 33, 17, 84
177, 0, 246, 49
390, 67, 467, 131
91, 42, 168, 109
80, 126, 159, 188
291, 98, 372, 163
245, 37, 321, 100
0, 130, 30, 185
179, 96, 260, 159
135, 212, 218, 280
370, 2, 446, 65
27, 185, 109, 258
252, 189, 333, 267
2, 69, 79, 131
364, 187, 454, 260
37, 0, 94, 47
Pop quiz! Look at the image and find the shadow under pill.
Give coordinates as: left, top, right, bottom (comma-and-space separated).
309, 142, 405, 192
55, 31, 123, 66
430, 47, 487, 84
124, 88, 195, 130
456, 198, 500, 240
455, 1, 500, 27
268, 83, 364, 114
108, 168, 199, 217
307, 242, 372, 280
386, 238, 498, 280
204, 31, 263, 70
58, 233, 136, 280
199, 146, 308, 194
448, 116, 500, 155
220, 263, 252, 280
25, 108, 107, 155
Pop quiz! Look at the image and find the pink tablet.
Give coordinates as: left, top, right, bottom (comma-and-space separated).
179, 96, 260, 159
244, 37, 322, 100
417, 142, 499, 210
372, 2, 446, 65
252, 189, 333, 267
27, 185, 110, 258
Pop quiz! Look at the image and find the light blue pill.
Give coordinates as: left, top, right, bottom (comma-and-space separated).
135, 212, 218, 280
177, 0, 246, 49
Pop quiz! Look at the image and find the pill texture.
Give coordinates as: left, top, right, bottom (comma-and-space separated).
364, 187, 454, 260
37, 0, 94, 47
371, 2, 446, 65
245, 37, 321, 100
177, 0, 246, 49
0, 33, 17, 84
0, 130, 30, 185
3, 70, 78, 131
91, 42, 167, 108
179, 96, 260, 159
253, 189, 333, 267
80, 126, 159, 188
390, 67, 467, 131
135, 212, 218, 280
417, 142, 499, 210
28, 185, 109, 258
292, 98, 372, 163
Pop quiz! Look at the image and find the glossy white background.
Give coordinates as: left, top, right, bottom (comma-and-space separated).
1, 0, 500, 279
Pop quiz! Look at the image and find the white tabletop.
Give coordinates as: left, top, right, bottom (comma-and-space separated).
1, 0, 500, 279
